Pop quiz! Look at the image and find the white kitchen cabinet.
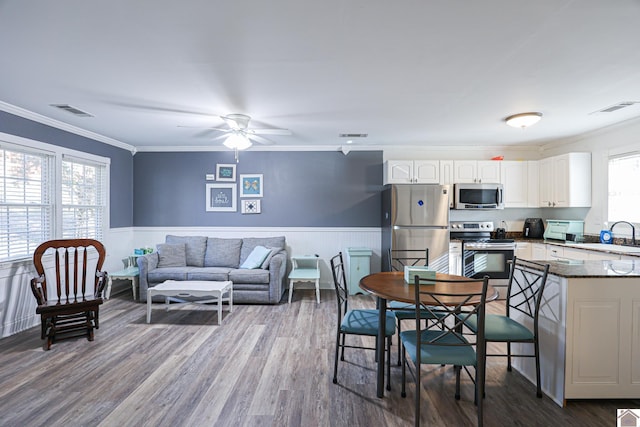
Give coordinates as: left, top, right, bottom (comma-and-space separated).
439, 160, 454, 185
514, 241, 532, 260
539, 153, 591, 208
500, 161, 539, 208
547, 245, 564, 260
449, 242, 462, 275
532, 243, 547, 260
384, 160, 440, 184
452, 160, 500, 183
562, 247, 590, 260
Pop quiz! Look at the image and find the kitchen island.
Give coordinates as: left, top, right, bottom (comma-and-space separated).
510, 259, 640, 406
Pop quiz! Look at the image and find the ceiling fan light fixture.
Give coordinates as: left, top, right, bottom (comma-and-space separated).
505, 112, 543, 128
223, 132, 252, 150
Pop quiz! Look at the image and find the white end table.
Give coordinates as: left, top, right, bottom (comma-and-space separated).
146, 280, 233, 324
105, 266, 139, 300
288, 256, 321, 304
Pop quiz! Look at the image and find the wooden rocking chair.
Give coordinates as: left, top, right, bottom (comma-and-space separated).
30, 239, 108, 350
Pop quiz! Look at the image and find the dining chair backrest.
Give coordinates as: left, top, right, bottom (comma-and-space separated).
330, 252, 349, 317
505, 257, 550, 323
389, 248, 429, 272
413, 275, 489, 350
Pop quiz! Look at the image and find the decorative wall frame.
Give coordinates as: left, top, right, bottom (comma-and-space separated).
241, 199, 261, 214
216, 164, 236, 182
240, 174, 263, 197
206, 183, 237, 212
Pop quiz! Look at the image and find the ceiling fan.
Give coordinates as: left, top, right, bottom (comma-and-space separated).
182, 113, 291, 150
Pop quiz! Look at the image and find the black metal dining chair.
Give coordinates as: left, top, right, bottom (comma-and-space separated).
400, 274, 489, 427
388, 249, 443, 365
331, 252, 396, 390
464, 256, 550, 398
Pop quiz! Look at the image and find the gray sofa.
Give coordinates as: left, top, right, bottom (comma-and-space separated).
137, 235, 287, 304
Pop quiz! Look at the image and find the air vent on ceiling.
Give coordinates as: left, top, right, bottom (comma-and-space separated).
591, 101, 640, 114
339, 133, 368, 138
50, 104, 94, 117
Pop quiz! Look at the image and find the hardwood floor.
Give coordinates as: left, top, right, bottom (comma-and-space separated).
0, 288, 636, 426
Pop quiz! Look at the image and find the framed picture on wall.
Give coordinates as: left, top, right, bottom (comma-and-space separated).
241, 199, 261, 214
206, 183, 237, 212
216, 164, 236, 182
240, 174, 263, 197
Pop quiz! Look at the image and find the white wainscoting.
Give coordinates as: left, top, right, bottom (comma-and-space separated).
132, 227, 383, 290
0, 227, 381, 338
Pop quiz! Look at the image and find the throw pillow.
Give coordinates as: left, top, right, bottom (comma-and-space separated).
165, 235, 207, 267
260, 247, 282, 269
156, 243, 187, 267
240, 245, 272, 269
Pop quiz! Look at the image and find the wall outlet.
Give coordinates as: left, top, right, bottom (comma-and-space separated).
205, 174, 215, 181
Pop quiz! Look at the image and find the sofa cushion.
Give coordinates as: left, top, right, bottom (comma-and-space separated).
240, 236, 285, 266
148, 267, 194, 282
166, 235, 207, 267
229, 269, 270, 284
156, 243, 187, 267
260, 247, 283, 269
187, 267, 232, 282
240, 245, 271, 269
204, 238, 242, 268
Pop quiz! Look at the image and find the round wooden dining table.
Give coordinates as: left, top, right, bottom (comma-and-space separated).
359, 271, 498, 398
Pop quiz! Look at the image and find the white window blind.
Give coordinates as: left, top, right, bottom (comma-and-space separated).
61, 156, 106, 240
608, 152, 640, 224
0, 147, 53, 261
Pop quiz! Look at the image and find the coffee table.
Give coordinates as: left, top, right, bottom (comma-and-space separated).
146, 280, 233, 324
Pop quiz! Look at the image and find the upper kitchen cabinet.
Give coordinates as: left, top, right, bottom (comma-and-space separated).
539, 153, 591, 208
384, 160, 440, 184
500, 161, 539, 208
453, 160, 501, 183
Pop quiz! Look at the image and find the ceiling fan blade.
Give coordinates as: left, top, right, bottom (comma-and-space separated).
247, 134, 275, 145
177, 125, 230, 133
249, 128, 292, 136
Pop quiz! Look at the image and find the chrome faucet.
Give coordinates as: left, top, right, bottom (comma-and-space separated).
609, 221, 636, 245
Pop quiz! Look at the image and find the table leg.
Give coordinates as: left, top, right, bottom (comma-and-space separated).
132, 277, 138, 301
315, 278, 320, 304
105, 276, 113, 300
217, 290, 222, 324
288, 279, 294, 304
376, 297, 387, 398
146, 291, 152, 323
229, 285, 233, 312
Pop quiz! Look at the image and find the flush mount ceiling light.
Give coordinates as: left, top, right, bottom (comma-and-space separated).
505, 112, 543, 129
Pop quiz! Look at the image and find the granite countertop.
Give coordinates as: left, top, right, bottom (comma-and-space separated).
522, 259, 640, 278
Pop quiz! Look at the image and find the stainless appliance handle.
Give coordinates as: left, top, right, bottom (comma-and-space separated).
496, 188, 502, 205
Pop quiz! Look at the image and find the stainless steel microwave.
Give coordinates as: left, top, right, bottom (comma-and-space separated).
454, 183, 504, 210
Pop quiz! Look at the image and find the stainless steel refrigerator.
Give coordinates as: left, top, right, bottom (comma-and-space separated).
381, 184, 450, 273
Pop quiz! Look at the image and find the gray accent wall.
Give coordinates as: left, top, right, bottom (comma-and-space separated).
0, 111, 134, 228
133, 151, 383, 227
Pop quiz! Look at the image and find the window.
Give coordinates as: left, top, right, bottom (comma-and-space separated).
61, 157, 106, 239
608, 152, 640, 224
0, 137, 109, 262
0, 147, 53, 261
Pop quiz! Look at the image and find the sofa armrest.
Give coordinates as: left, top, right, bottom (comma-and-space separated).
137, 252, 159, 302
268, 251, 287, 303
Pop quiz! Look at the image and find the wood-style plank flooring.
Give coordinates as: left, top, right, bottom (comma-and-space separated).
0, 288, 637, 426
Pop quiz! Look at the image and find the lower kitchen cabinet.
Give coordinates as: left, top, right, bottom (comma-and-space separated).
514, 241, 532, 260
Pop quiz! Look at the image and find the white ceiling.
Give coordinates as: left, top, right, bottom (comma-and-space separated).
2, 0, 640, 151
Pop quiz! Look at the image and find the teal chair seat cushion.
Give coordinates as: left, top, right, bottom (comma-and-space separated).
400, 329, 477, 366
465, 314, 534, 341
389, 300, 446, 320
341, 309, 396, 336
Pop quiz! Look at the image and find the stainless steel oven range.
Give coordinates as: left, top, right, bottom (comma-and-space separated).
450, 221, 515, 299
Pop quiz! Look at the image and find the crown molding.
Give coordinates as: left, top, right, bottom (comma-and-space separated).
0, 101, 136, 153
